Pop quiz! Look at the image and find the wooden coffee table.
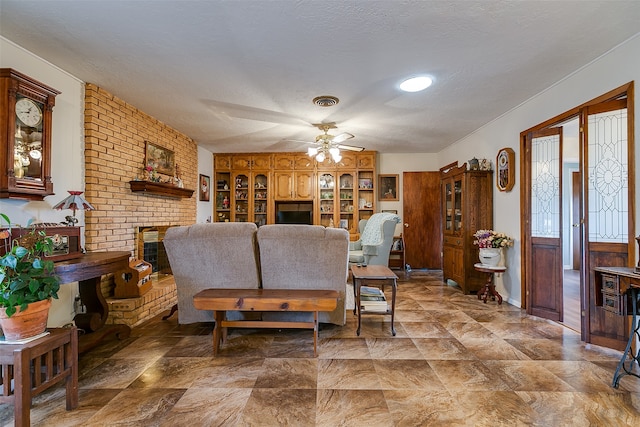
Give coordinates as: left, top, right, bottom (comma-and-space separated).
351, 264, 398, 336
193, 288, 338, 356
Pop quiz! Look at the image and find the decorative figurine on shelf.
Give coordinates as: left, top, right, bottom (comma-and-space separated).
174, 165, 184, 188
222, 196, 229, 209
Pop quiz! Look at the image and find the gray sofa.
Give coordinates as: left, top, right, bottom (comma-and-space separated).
163, 222, 350, 326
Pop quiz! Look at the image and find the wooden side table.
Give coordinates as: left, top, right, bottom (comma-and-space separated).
474, 263, 506, 305
0, 327, 78, 427
351, 264, 398, 336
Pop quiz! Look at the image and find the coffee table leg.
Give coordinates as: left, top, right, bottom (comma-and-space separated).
213, 311, 224, 355
356, 278, 362, 336
390, 278, 397, 336
313, 311, 318, 357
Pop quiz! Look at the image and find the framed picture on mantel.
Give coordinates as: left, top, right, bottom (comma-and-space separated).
145, 141, 175, 176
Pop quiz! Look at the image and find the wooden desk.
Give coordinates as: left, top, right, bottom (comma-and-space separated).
474, 263, 506, 305
351, 264, 398, 336
193, 288, 339, 357
593, 266, 640, 388
55, 251, 131, 353
0, 327, 78, 427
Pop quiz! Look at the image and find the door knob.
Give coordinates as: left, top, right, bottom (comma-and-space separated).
404, 223, 409, 228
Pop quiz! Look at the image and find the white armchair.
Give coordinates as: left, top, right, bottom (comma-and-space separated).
348, 212, 400, 266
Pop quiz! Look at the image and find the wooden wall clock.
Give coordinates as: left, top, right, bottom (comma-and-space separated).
496, 147, 515, 192
0, 68, 60, 200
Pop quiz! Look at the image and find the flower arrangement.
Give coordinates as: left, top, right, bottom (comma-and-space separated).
473, 229, 513, 249
144, 164, 161, 182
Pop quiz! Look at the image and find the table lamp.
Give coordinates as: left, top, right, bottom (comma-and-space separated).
53, 191, 95, 226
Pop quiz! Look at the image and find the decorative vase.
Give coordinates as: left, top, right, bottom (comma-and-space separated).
479, 248, 501, 267
0, 299, 51, 341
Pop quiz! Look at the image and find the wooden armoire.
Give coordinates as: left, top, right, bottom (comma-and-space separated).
440, 162, 493, 294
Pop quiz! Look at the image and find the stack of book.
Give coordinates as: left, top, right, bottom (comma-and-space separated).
360, 285, 388, 312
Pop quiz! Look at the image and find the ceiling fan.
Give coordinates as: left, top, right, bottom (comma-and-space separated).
291, 122, 365, 163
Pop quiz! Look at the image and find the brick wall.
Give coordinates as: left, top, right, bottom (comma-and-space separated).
84, 83, 197, 296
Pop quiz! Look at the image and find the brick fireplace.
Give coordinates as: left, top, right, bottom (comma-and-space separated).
84, 84, 197, 327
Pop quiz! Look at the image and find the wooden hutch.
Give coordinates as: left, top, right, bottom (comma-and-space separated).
213, 151, 376, 237
441, 162, 493, 294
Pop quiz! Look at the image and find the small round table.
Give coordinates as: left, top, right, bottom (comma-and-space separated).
474, 263, 506, 305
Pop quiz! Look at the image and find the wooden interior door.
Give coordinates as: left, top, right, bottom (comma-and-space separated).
572, 171, 581, 270
585, 98, 633, 350
402, 172, 441, 269
525, 127, 563, 321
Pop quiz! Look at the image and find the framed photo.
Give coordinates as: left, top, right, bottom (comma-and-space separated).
145, 141, 175, 176
378, 174, 399, 201
199, 174, 210, 201
496, 147, 515, 192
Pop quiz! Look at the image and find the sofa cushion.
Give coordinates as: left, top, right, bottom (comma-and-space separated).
164, 222, 260, 324
257, 224, 349, 325
349, 250, 365, 263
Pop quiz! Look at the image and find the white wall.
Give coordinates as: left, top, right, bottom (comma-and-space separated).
1, 37, 86, 326
438, 33, 640, 307
197, 146, 213, 223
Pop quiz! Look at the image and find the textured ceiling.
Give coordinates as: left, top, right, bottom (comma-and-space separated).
1, 1, 639, 154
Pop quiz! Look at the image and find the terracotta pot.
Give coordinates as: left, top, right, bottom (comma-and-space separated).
0, 298, 51, 341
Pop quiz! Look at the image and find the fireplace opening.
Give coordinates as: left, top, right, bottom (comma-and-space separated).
136, 226, 173, 278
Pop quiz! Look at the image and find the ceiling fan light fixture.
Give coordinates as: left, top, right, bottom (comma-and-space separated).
399, 76, 433, 92
315, 151, 326, 163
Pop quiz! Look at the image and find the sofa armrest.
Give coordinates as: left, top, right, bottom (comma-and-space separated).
349, 240, 362, 251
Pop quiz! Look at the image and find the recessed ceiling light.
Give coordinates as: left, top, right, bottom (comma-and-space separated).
399, 76, 433, 92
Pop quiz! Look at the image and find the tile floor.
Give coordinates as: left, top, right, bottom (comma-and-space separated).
2, 270, 640, 426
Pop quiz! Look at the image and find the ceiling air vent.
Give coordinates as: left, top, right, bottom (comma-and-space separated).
312, 96, 339, 107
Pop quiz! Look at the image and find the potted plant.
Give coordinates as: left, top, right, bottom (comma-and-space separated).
0, 214, 60, 340
473, 229, 514, 266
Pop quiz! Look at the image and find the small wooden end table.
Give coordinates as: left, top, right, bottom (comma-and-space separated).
0, 327, 78, 427
474, 263, 506, 305
351, 264, 398, 336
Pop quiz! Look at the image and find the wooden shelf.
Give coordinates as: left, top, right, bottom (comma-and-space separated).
129, 181, 194, 198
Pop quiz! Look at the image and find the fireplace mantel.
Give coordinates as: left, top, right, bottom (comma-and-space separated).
129, 181, 194, 198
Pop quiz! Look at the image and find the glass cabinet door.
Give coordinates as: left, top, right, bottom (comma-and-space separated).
339, 172, 355, 232
253, 173, 268, 226
454, 178, 463, 232
444, 180, 453, 232
232, 173, 249, 222
318, 172, 336, 227
214, 171, 231, 222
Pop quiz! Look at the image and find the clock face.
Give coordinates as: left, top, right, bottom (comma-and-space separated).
498, 151, 508, 168
15, 97, 43, 127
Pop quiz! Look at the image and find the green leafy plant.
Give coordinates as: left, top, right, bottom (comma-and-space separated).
0, 213, 60, 317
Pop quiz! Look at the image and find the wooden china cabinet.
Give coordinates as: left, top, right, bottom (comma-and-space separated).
213, 151, 376, 237
441, 162, 493, 294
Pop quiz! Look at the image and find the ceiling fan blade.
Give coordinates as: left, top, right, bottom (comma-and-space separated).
284, 139, 318, 145
337, 143, 365, 152
331, 132, 354, 143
